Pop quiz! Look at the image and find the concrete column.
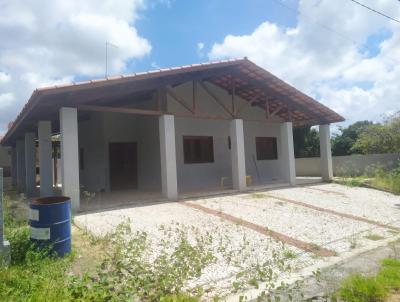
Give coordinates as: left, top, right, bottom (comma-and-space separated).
25, 132, 36, 197
11, 147, 17, 188
60, 107, 80, 210
38, 121, 53, 197
319, 124, 333, 181
0, 168, 10, 263
16, 139, 26, 192
280, 122, 296, 185
159, 114, 178, 200
230, 119, 246, 190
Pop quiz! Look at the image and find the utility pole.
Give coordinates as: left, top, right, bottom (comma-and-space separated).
105, 41, 119, 78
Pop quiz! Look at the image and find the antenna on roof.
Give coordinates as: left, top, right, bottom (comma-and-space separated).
105, 41, 119, 78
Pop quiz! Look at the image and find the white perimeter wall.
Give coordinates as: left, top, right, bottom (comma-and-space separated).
78, 80, 287, 193
296, 153, 400, 177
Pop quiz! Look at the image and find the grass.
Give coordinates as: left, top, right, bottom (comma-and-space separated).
334, 177, 366, 188
1, 192, 297, 301
0, 193, 206, 301
334, 258, 400, 302
334, 163, 400, 195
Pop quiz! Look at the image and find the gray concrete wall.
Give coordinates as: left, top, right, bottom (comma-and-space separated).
295, 153, 400, 177
0, 146, 11, 191
78, 112, 161, 193
78, 80, 287, 193
0, 146, 10, 168
244, 121, 285, 183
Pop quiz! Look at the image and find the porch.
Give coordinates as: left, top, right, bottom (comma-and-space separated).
78, 177, 322, 213
1, 59, 342, 211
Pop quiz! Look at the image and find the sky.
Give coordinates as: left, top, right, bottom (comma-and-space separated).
0, 0, 399, 135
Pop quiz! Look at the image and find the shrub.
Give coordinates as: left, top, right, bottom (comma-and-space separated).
68, 223, 214, 301
5, 227, 32, 265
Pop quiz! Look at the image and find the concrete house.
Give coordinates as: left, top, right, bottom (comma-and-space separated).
0, 58, 344, 211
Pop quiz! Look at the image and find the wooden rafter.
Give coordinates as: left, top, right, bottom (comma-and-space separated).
199, 81, 234, 117
77, 105, 162, 116
236, 91, 263, 116
166, 85, 194, 114
270, 105, 284, 117
230, 70, 330, 124
192, 80, 197, 113
265, 96, 270, 119
231, 77, 236, 116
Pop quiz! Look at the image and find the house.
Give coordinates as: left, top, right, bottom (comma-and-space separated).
0, 58, 344, 211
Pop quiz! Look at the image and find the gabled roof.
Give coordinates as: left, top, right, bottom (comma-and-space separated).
1, 58, 344, 146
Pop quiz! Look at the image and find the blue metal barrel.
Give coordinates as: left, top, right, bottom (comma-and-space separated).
29, 196, 71, 257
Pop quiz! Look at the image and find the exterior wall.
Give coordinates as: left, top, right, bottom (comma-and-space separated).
78, 112, 161, 193
295, 153, 400, 177
244, 121, 285, 183
0, 146, 11, 168
78, 80, 286, 193
0, 146, 11, 190
175, 117, 231, 191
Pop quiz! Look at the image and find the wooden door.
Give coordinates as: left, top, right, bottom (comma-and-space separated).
109, 142, 138, 190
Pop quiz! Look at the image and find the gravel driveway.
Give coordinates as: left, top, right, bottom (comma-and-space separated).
74, 183, 400, 299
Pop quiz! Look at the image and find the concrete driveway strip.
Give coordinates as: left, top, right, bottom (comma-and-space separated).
266, 194, 400, 232
180, 201, 336, 257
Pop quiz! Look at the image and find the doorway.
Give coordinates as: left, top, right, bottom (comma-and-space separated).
109, 142, 138, 191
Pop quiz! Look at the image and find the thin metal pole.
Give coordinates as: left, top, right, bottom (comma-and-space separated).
105, 42, 108, 78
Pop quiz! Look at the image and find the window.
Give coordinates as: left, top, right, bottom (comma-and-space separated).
183, 136, 214, 164
256, 137, 278, 160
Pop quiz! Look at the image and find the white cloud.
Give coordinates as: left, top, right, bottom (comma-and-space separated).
0, 93, 15, 109
197, 42, 205, 57
0, 0, 151, 134
209, 0, 400, 126
0, 72, 11, 83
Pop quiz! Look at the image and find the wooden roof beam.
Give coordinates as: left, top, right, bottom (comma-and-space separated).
199, 81, 234, 117
231, 71, 330, 124
166, 85, 194, 114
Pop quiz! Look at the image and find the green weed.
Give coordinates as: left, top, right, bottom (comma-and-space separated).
334, 258, 400, 302
365, 233, 385, 241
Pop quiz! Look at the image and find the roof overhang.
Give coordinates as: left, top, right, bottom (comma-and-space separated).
1, 58, 344, 146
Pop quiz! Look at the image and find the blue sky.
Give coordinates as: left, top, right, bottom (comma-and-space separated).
133, 0, 299, 71
0, 0, 399, 135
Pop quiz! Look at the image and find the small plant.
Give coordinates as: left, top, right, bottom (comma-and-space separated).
335, 177, 365, 187
80, 186, 96, 203
249, 193, 267, 199
348, 235, 359, 249
283, 249, 297, 260
365, 233, 384, 241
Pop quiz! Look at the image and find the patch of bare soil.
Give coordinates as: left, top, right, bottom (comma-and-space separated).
70, 225, 106, 275
386, 291, 400, 302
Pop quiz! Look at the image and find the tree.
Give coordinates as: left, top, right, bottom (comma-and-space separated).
353, 113, 400, 154
331, 121, 373, 156
293, 126, 320, 158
